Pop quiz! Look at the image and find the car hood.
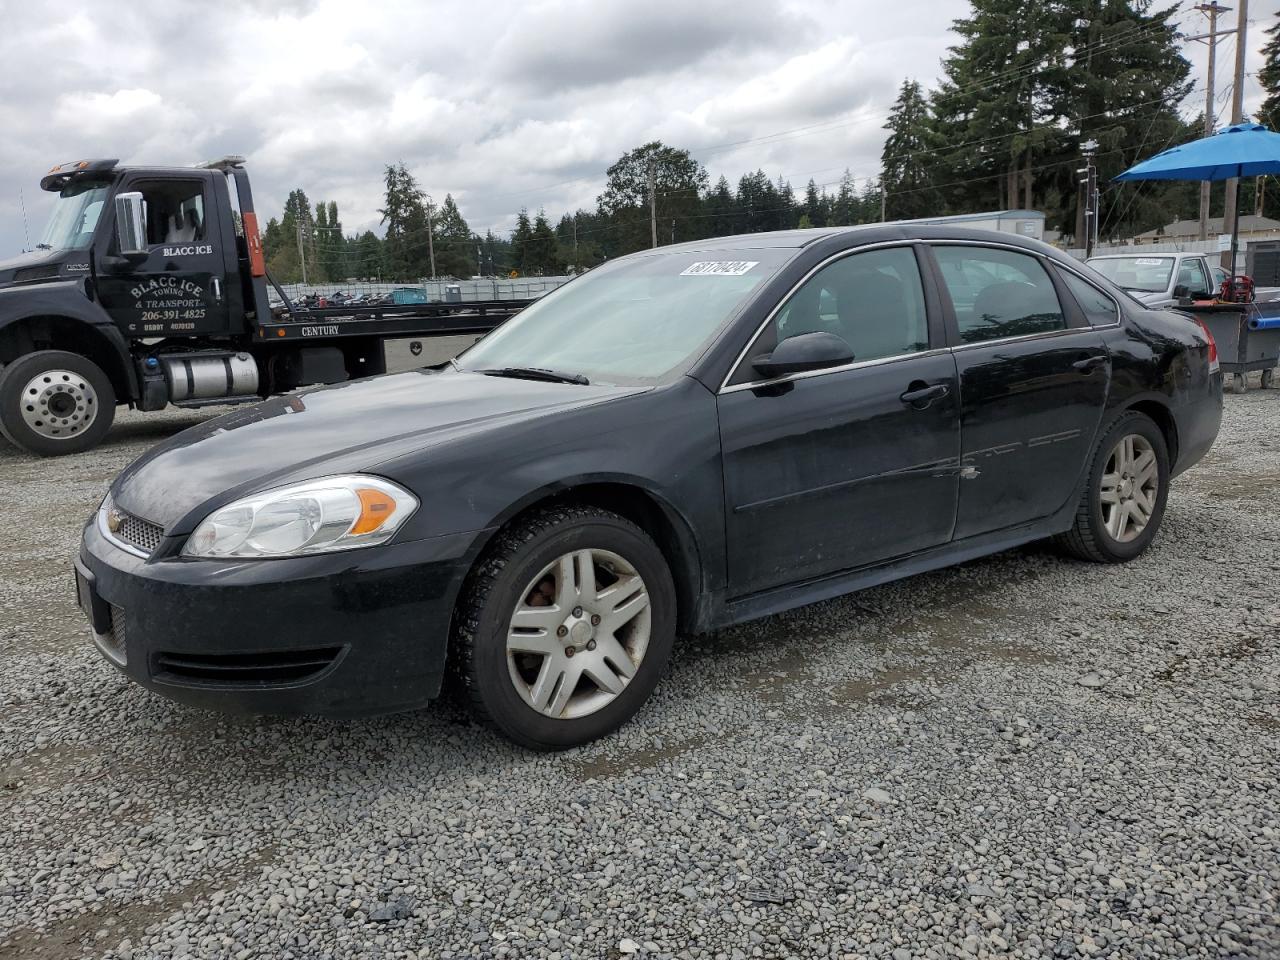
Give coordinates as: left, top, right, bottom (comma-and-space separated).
113, 368, 646, 533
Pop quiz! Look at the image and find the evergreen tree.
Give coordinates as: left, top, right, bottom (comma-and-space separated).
263, 188, 313, 283
931, 0, 1071, 214
1258, 12, 1280, 220
803, 180, 826, 227
703, 176, 740, 238
380, 163, 430, 281
881, 79, 945, 219
529, 210, 564, 275
1051, 0, 1193, 241
1262, 13, 1280, 129
433, 193, 475, 277
830, 171, 858, 226
510, 209, 534, 275
350, 230, 384, 281
777, 176, 798, 230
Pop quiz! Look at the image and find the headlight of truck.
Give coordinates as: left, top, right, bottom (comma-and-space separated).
182, 475, 418, 559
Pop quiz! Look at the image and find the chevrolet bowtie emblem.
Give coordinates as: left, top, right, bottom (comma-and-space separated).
106, 509, 124, 533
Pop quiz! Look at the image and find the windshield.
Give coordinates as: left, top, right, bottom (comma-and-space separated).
1086, 256, 1174, 293
37, 181, 110, 252
457, 248, 792, 384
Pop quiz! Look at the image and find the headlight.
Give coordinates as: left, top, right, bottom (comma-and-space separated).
182, 475, 418, 559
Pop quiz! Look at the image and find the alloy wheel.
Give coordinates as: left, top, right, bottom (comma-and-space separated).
1099, 433, 1158, 543
19, 369, 97, 440
506, 548, 651, 720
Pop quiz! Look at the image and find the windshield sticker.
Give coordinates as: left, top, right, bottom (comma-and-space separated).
681, 261, 759, 277
1134, 258, 1167, 265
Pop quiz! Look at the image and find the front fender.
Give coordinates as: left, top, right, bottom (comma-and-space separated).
0, 281, 136, 398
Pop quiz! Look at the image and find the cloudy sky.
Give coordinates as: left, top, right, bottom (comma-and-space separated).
0, 0, 1271, 256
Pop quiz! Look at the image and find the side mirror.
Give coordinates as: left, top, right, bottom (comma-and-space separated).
113, 192, 149, 261
751, 331, 853, 379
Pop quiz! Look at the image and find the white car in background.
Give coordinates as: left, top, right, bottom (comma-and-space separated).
1086, 253, 1222, 308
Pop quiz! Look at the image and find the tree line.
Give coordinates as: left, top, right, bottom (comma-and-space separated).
261, 2, 1280, 284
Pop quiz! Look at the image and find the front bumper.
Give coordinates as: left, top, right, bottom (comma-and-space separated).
77, 517, 480, 717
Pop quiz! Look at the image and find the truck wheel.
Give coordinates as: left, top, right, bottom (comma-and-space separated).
0, 350, 116, 456
451, 505, 676, 750
1055, 411, 1169, 564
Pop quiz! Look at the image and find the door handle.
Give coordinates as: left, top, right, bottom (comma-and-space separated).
900, 382, 950, 407
211, 277, 223, 303
1072, 354, 1107, 373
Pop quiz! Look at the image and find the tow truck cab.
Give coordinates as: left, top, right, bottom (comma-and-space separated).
0, 156, 479, 456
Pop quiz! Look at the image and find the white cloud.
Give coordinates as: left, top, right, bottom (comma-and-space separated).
0, 0, 1268, 255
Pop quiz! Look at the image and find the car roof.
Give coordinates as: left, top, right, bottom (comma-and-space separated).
645, 223, 1067, 257
1086, 252, 1179, 259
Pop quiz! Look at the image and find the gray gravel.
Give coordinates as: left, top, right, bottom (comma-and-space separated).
1, 380, 1278, 960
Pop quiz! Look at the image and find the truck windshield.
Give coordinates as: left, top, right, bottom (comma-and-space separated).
37, 181, 110, 252
1086, 256, 1174, 293
457, 248, 791, 384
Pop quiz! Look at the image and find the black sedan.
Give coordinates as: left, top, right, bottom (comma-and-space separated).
76, 225, 1223, 749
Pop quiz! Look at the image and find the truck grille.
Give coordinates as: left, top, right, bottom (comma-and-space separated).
114, 512, 165, 555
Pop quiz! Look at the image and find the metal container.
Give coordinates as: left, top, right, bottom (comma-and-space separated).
1184, 303, 1280, 393
162, 353, 259, 403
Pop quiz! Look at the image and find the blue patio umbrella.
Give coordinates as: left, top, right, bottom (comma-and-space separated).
1114, 121, 1280, 281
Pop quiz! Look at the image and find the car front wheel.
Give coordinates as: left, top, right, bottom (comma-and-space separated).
452, 505, 677, 750
1057, 411, 1169, 563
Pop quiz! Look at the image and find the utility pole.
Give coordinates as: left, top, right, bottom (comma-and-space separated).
1221, 0, 1248, 275
572, 218, 578, 264
880, 179, 887, 223
296, 222, 308, 285
1078, 140, 1100, 258
1190, 3, 1234, 240
648, 160, 658, 248
424, 198, 437, 279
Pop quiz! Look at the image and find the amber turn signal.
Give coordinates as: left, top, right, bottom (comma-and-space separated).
351, 488, 398, 535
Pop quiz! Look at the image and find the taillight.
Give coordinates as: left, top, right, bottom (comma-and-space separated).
1195, 317, 1219, 373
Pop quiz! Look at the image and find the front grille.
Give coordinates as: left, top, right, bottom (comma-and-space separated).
152, 647, 343, 687
115, 513, 164, 555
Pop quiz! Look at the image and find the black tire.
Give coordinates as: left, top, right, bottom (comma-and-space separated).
451, 505, 676, 750
0, 350, 116, 456
1056, 411, 1170, 564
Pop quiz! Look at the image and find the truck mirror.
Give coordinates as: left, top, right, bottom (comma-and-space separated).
1172, 284, 1190, 301
113, 192, 148, 259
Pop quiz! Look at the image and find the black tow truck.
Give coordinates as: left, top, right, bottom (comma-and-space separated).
0, 156, 532, 455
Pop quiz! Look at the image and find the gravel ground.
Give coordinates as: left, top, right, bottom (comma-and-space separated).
0, 381, 1277, 960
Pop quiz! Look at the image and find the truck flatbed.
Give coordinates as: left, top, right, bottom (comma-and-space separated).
262, 299, 535, 342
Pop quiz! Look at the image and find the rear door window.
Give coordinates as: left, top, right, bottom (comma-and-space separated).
933, 246, 1066, 344
1061, 271, 1119, 326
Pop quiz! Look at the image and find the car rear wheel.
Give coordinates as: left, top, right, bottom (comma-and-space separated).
0, 350, 116, 456
1057, 411, 1169, 563
451, 505, 676, 750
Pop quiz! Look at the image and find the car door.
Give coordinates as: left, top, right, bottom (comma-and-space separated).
95, 174, 231, 337
718, 244, 961, 597
928, 243, 1109, 540
1175, 257, 1212, 299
